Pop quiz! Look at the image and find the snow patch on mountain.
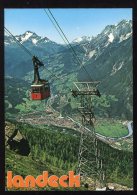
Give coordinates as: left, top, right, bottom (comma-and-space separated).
110, 62, 124, 76
32, 38, 38, 44
119, 32, 132, 42
5, 39, 15, 45
40, 37, 50, 43
108, 33, 114, 43
20, 31, 33, 43
4, 35, 17, 45
88, 50, 96, 58
72, 36, 92, 43
73, 37, 83, 43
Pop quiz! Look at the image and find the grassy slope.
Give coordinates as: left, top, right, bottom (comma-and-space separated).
95, 119, 128, 138
5, 149, 85, 191
5, 120, 133, 189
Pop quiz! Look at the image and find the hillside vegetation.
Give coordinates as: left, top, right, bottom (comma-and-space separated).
5, 121, 133, 190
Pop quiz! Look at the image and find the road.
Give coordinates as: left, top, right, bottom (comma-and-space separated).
125, 121, 133, 138
96, 121, 133, 141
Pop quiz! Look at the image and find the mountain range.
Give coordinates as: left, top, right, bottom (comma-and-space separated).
4, 19, 133, 119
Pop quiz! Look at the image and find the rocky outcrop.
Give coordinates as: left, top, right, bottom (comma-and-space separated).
5, 121, 30, 156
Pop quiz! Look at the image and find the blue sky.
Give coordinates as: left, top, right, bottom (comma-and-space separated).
4, 8, 132, 43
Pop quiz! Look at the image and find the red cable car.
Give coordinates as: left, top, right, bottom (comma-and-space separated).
30, 56, 50, 100
31, 82, 50, 100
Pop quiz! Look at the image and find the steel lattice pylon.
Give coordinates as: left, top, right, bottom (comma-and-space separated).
72, 82, 105, 189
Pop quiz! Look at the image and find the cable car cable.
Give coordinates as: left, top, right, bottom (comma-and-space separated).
44, 9, 69, 47
42, 65, 62, 80
44, 9, 81, 61
4, 27, 64, 84
43, 9, 83, 70
4, 27, 33, 58
5, 27, 73, 94
43, 9, 99, 94
45, 9, 93, 81
44, 10, 85, 59
5, 27, 96, 96
44, 9, 87, 70
4, 26, 83, 91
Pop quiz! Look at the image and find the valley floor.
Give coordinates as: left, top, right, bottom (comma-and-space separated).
15, 108, 133, 152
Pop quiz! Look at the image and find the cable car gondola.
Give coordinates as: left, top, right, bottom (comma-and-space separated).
31, 56, 50, 100
31, 82, 50, 100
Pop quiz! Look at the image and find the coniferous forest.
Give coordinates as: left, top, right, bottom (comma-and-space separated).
5, 120, 133, 190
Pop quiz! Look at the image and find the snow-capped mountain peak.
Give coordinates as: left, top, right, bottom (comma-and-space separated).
23, 31, 33, 38
97, 19, 132, 48
14, 31, 41, 44
20, 31, 34, 43
4, 19, 132, 49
